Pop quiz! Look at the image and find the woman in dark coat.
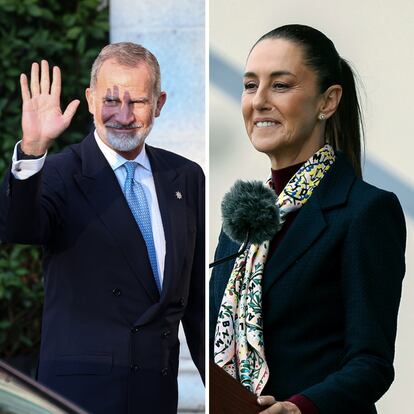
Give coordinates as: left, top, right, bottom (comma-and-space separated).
210, 25, 406, 414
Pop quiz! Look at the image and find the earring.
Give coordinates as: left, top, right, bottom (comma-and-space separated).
318, 113, 326, 121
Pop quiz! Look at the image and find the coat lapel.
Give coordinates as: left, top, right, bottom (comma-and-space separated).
146, 146, 188, 300
262, 152, 356, 295
72, 133, 160, 303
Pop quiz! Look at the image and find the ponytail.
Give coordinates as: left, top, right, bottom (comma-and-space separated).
326, 58, 363, 178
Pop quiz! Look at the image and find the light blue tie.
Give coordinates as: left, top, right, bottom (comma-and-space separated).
123, 161, 162, 292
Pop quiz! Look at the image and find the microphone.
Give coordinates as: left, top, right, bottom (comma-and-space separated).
209, 180, 281, 268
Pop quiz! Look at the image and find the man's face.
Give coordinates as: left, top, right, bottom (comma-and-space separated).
86, 59, 166, 157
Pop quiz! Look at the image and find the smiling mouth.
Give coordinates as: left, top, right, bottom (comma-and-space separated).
254, 121, 279, 128
106, 124, 140, 132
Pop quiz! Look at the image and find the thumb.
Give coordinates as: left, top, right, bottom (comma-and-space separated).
62, 99, 80, 126
258, 395, 277, 406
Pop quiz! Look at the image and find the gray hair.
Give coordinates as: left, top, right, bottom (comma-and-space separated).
90, 42, 161, 95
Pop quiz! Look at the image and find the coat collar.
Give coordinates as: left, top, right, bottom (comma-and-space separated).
93, 130, 152, 173
262, 151, 356, 295
314, 151, 356, 210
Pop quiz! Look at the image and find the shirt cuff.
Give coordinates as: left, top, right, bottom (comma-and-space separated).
287, 394, 319, 414
12, 141, 47, 180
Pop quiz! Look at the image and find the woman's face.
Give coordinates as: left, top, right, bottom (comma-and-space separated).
242, 38, 326, 168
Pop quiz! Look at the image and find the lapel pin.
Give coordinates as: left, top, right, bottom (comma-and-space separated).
175, 191, 182, 200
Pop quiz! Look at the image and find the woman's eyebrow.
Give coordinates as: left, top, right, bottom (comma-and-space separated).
243, 70, 296, 78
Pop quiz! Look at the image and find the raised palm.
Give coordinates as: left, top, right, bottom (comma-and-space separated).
20, 60, 80, 155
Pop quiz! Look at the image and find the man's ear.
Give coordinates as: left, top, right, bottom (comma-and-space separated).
154, 91, 167, 117
320, 85, 342, 119
85, 88, 95, 115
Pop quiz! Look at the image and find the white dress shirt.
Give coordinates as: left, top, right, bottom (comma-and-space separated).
11, 132, 166, 283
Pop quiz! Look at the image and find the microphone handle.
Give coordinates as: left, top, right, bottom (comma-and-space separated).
209, 230, 250, 269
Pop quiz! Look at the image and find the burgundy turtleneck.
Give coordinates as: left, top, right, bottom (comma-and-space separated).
267, 161, 303, 259
267, 161, 319, 414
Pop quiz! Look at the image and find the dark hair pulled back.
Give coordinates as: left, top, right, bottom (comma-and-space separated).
254, 24, 363, 177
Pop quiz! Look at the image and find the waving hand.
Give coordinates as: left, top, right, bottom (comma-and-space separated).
20, 60, 80, 156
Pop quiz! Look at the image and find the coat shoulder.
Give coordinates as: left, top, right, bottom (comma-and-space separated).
345, 176, 406, 249
349, 176, 404, 216
147, 145, 204, 175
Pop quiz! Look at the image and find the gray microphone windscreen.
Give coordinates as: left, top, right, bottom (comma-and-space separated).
221, 180, 280, 245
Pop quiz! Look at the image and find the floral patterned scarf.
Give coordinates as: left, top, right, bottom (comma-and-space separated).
214, 144, 336, 395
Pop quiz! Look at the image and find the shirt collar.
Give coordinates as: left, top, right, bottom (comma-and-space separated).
94, 130, 151, 172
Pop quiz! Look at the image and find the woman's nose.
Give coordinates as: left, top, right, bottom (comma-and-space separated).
252, 87, 271, 111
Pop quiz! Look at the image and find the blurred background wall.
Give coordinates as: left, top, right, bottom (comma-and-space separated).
210, 1, 414, 412
110, 1, 205, 413
111, 0, 205, 168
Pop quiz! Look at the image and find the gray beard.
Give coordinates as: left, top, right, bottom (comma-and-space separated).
105, 124, 153, 152
106, 130, 143, 152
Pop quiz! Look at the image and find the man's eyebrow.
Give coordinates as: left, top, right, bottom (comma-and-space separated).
101, 96, 150, 103
103, 95, 121, 101
243, 70, 296, 78
130, 97, 150, 103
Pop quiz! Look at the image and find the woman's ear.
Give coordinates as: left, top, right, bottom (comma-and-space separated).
320, 85, 342, 119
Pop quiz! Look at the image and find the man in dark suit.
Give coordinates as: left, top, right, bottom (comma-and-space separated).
0, 42, 204, 414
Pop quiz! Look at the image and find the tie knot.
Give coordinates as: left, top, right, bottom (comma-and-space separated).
124, 161, 137, 180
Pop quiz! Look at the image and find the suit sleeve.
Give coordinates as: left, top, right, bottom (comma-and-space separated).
0, 161, 66, 245
182, 164, 205, 382
301, 191, 406, 413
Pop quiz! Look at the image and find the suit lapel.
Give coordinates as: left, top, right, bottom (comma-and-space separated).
146, 146, 187, 300
72, 133, 160, 303
262, 152, 356, 295
262, 195, 326, 295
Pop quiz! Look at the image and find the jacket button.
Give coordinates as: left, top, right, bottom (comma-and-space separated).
179, 297, 185, 307
162, 330, 171, 337
131, 326, 139, 333
131, 364, 140, 372
112, 288, 121, 297
161, 368, 168, 376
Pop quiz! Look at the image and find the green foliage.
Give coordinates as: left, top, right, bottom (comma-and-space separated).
0, 244, 43, 357
0, 0, 109, 358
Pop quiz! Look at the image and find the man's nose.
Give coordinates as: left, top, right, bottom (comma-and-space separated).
114, 103, 135, 125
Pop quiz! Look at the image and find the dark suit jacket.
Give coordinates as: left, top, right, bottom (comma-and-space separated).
0, 133, 205, 414
210, 152, 406, 414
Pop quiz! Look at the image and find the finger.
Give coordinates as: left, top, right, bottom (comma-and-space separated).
259, 401, 284, 414
50, 66, 61, 98
20, 74, 31, 103
258, 396, 277, 406
40, 60, 50, 94
30, 62, 40, 97
62, 99, 80, 126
